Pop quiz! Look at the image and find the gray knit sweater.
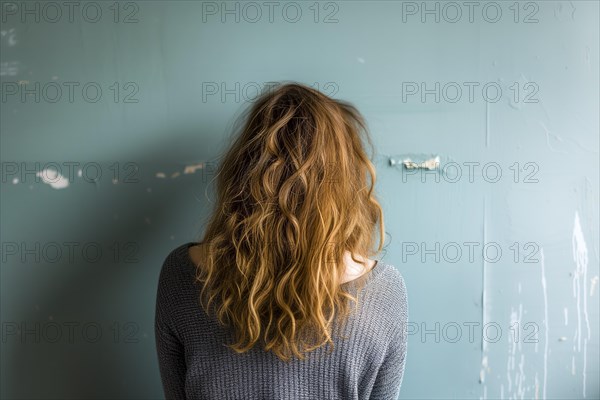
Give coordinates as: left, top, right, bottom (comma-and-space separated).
155, 242, 408, 400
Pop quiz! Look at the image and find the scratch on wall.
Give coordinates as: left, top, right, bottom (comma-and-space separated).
540, 248, 549, 400
508, 74, 532, 111
482, 197, 488, 354
569, 1, 577, 19
479, 198, 490, 397
554, 1, 577, 20
539, 121, 567, 154
485, 101, 490, 147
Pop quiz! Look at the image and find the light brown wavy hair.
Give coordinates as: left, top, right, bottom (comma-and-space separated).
194, 81, 385, 362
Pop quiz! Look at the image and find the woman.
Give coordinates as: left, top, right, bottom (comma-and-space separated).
155, 82, 408, 400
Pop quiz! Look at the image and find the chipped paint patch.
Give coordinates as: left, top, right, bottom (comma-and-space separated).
402, 156, 440, 170
36, 169, 69, 189
184, 162, 204, 174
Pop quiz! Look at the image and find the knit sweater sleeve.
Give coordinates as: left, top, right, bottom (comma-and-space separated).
154, 254, 187, 400
369, 274, 409, 400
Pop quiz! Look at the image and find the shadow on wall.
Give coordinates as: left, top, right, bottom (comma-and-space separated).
3, 128, 218, 399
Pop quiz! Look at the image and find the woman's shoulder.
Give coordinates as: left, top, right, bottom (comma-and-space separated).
366, 262, 408, 319
158, 242, 197, 285
372, 262, 407, 296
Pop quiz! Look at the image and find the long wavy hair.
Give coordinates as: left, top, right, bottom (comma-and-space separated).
194, 82, 385, 362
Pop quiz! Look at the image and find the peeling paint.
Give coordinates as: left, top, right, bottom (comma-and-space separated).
572, 210, 591, 398
507, 304, 524, 395
517, 354, 525, 398
0, 60, 19, 76
590, 276, 599, 297
479, 355, 489, 385
572, 211, 591, 350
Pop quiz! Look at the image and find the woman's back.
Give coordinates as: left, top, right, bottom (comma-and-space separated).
155, 242, 408, 400
155, 82, 408, 399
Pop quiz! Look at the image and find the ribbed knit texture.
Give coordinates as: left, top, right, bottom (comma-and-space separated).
155, 242, 408, 400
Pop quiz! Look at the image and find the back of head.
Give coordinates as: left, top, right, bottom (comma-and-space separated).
195, 81, 385, 362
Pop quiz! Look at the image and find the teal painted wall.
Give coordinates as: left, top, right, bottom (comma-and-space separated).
1, 1, 598, 398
